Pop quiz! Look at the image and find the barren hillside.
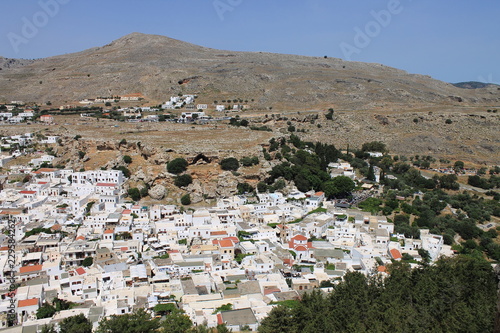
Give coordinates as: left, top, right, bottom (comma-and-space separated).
0, 32, 499, 109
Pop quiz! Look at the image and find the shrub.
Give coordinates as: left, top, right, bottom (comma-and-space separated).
175, 174, 193, 187
181, 194, 191, 205
128, 188, 141, 201
167, 158, 188, 174
220, 157, 239, 171
82, 257, 93, 267
237, 182, 254, 194
123, 155, 132, 164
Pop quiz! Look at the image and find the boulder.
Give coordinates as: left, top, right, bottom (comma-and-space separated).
149, 185, 167, 200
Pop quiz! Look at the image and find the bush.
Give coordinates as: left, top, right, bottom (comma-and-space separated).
361, 141, 387, 153
174, 174, 193, 187
167, 158, 188, 174
220, 157, 239, 171
445, 119, 452, 124
181, 194, 191, 205
114, 166, 130, 178
128, 188, 141, 201
240, 156, 259, 167
237, 182, 254, 194
257, 181, 268, 193
123, 155, 132, 164
82, 257, 93, 267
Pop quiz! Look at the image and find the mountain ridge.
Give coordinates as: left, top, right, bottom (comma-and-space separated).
0, 32, 498, 109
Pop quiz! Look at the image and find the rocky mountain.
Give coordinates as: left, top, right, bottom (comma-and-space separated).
453, 81, 500, 89
0, 32, 499, 109
0, 56, 36, 71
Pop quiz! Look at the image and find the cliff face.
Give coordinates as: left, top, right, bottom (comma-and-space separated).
1, 32, 499, 109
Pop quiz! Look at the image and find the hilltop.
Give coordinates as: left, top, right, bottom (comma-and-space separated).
453, 81, 500, 89
0, 32, 499, 109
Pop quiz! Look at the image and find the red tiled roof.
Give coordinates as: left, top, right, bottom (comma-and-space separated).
75, 267, 86, 275
283, 258, 293, 266
0, 246, 8, 251
295, 245, 308, 252
19, 265, 42, 274
223, 237, 239, 243
33, 168, 57, 174
37, 182, 48, 184
75, 236, 85, 241
120, 247, 128, 251
19, 190, 36, 195
51, 224, 61, 231
217, 313, 223, 325
315, 191, 324, 196
0, 210, 21, 215
390, 249, 402, 260
292, 235, 307, 241
210, 231, 227, 236
218, 240, 234, 248
104, 229, 114, 234
18, 298, 38, 308
122, 209, 131, 214
263, 287, 281, 295
377, 266, 387, 273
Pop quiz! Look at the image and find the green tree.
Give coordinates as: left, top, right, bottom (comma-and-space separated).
154, 303, 179, 316
215, 323, 232, 333
257, 181, 268, 193
454, 160, 465, 172
82, 257, 93, 267
323, 176, 355, 199
41, 325, 56, 333
361, 141, 387, 153
59, 314, 92, 333
161, 312, 193, 333
36, 304, 56, 319
128, 188, 141, 201
240, 156, 254, 167
366, 164, 376, 181
97, 309, 159, 333
220, 157, 239, 171
123, 155, 132, 164
167, 158, 189, 174
258, 305, 293, 333
181, 194, 191, 205
113, 166, 131, 178
174, 174, 193, 187
237, 182, 254, 195
258, 256, 497, 333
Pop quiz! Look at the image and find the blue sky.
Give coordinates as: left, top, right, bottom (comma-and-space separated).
1, 0, 499, 84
